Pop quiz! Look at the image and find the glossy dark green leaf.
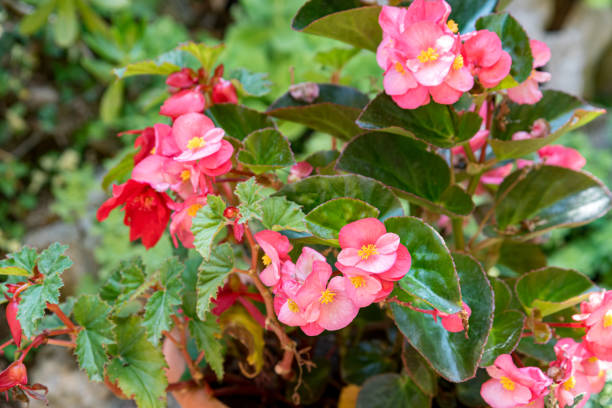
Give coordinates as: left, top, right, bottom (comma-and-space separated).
267, 84, 369, 140
497, 240, 547, 275
337, 132, 474, 216
447, 0, 498, 33
277, 174, 403, 220
475, 13, 533, 82
385, 217, 461, 314
391, 254, 494, 382
341, 340, 397, 385
489, 91, 606, 159
304, 150, 340, 171
292, 1, 381, 51
480, 310, 524, 367
206, 104, 274, 142
515, 267, 595, 317
517, 336, 556, 363
495, 166, 612, 237
356, 93, 482, 148
491, 277, 512, 311
305, 198, 379, 244
356, 374, 430, 408
402, 343, 437, 396
237, 128, 295, 174
196, 243, 234, 320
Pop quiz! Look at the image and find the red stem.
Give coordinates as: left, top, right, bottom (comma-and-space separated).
46, 303, 77, 333
46, 339, 75, 348
546, 322, 585, 328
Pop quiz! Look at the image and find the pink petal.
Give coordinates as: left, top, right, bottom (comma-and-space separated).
277, 300, 307, 326
160, 89, 205, 118
445, 66, 474, 92
384, 67, 417, 95
464, 30, 503, 68
338, 218, 386, 249
479, 51, 512, 88
429, 81, 463, 104
378, 244, 411, 281
392, 86, 430, 109
400, 21, 444, 58
301, 322, 324, 336
356, 252, 397, 274
172, 112, 215, 151
404, 0, 451, 26
412, 53, 454, 87
132, 155, 173, 191
342, 272, 382, 308
255, 230, 292, 259
198, 140, 234, 169
154, 123, 179, 157
507, 78, 542, 105
530, 39, 551, 68
375, 233, 400, 254
538, 145, 586, 170
481, 379, 532, 408
317, 277, 359, 331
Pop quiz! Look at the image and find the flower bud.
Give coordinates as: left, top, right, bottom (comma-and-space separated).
212, 79, 238, 104
6, 298, 22, 348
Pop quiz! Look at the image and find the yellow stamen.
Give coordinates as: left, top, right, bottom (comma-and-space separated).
417, 47, 439, 63
358, 244, 378, 260
500, 376, 515, 391
447, 19, 458, 33
604, 310, 612, 328
453, 54, 464, 70
150, 147, 156, 155
350, 276, 365, 288
588, 357, 598, 363
180, 170, 191, 181
394, 62, 405, 74
187, 136, 205, 150
287, 299, 300, 313
563, 376, 576, 391
319, 289, 336, 304
187, 203, 203, 217
262, 254, 271, 266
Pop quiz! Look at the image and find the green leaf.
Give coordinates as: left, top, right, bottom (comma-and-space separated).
235, 177, 274, 223
277, 174, 403, 220
385, 217, 462, 314
491, 277, 513, 311
228, 68, 271, 97
189, 314, 224, 380
497, 240, 547, 275
54, 0, 78, 47
179, 42, 224, 72
356, 374, 430, 408
402, 343, 438, 396
114, 49, 189, 79
143, 259, 183, 344
237, 128, 295, 174
480, 310, 525, 367
100, 80, 124, 123
391, 254, 494, 382
267, 84, 370, 140
196, 243, 234, 320
489, 91, 606, 159
102, 151, 135, 191
515, 267, 596, 317
100, 259, 147, 315
0, 247, 37, 274
0, 266, 31, 277
107, 317, 168, 408
475, 13, 533, 83
37, 242, 73, 276
181, 253, 202, 319
447, 0, 498, 33
260, 197, 307, 232
341, 340, 397, 385
292, 1, 382, 51
356, 93, 482, 148
314, 47, 360, 70
75, 0, 109, 35
495, 166, 612, 237
18, 274, 64, 338
20, 0, 56, 35
73, 295, 114, 381
305, 198, 379, 243
205, 104, 274, 142
517, 336, 556, 362
191, 195, 227, 260
337, 132, 474, 217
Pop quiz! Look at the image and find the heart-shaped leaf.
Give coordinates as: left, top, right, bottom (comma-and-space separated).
237, 128, 295, 174
497, 240, 547, 275
515, 267, 596, 317
480, 310, 524, 367
267, 84, 369, 140
402, 343, 438, 396
292, 1, 382, 51
356, 93, 482, 148
447, 0, 498, 33
356, 374, 430, 408
337, 132, 474, 216
495, 166, 612, 237
206, 104, 274, 142
391, 254, 494, 382
385, 217, 462, 314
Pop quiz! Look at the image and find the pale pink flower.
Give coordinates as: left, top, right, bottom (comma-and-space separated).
255, 230, 292, 287
451, 129, 489, 157
171, 112, 225, 162
508, 40, 551, 104
196, 140, 234, 176
278, 247, 326, 296
341, 270, 383, 308
574, 291, 612, 361
288, 161, 314, 183
481, 354, 552, 408
463, 30, 512, 88
160, 88, 205, 119
131, 155, 207, 199
538, 145, 586, 171
168, 195, 207, 248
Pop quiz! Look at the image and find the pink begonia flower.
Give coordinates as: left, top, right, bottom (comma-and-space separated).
212, 79, 238, 104
508, 39, 551, 104
403, 0, 451, 26
255, 230, 292, 287
517, 159, 534, 169
288, 161, 314, 183
451, 129, 489, 157
171, 112, 225, 162
153, 123, 180, 158
340, 270, 383, 308
168, 195, 207, 248
196, 140, 234, 177
120, 127, 155, 165
480, 163, 513, 185
336, 218, 401, 274
463, 30, 512, 88
481, 354, 552, 408
574, 291, 612, 361
132, 155, 206, 197
512, 131, 532, 141
166, 68, 197, 89
436, 302, 471, 332
537, 145, 586, 171
376, 244, 412, 281
160, 88, 205, 119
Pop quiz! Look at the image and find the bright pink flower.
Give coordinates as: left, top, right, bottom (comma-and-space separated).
537, 145, 586, 171
131, 155, 204, 197
97, 180, 173, 249
451, 129, 489, 156
171, 112, 225, 162
376, 244, 412, 281
255, 230, 292, 287
508, 39, 551, 104
574, 291, 612, 361
160, 88, 205, 119
152, 123, 180, 158
121, 127, 155, 165
428, 54, 474, 104
481, 354, 552, 408
336, 218, 401, 274
403, 0, 451, 26
196, 140, 234, 177
463, 30, 512, 88
341, 270, 383, 308
212, 79, 238, 105
168, 195, 207, 248
166, 68, 197, 89
382, 64, 430, 109
288, 161, 314, 183
437, 302, 471, 332
481, 163, 513, 185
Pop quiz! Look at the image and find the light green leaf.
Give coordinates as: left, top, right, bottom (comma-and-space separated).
37, 242, 73, 276
179, 42, 224, 72
75, 0, 109, 35
143, 259, 183, 344
196, 243, 234, 320
54, 0, 78, 47
18, 274, 64, 338
228, 68, 271, 97
100, 80, 124, 123
114, 49, 190, 79
189, 314, 224, 380
237, 128, 295, 174
314, 47, 360, 71
235, 177, 274, 223
0, 266, 31, 277
191, 195, 227, 260
20, 0, 56, 35
102, 151, 135, 191
261, 196, 307, 232
0, 246, 38, 274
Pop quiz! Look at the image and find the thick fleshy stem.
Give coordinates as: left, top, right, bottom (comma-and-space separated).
451, 218, 465, 250
46, 302, 78, 341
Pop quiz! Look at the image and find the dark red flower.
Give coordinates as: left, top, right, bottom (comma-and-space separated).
119, 127, 155, 165
97, 180, 173, 249
0, 362, 27, 392
6, 298, 21, 348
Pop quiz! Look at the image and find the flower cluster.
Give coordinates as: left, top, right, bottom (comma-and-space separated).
97, 67, 238, 249
256, 218, 412, 335
481, 290, 612, 408
377, 0, 550, 109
